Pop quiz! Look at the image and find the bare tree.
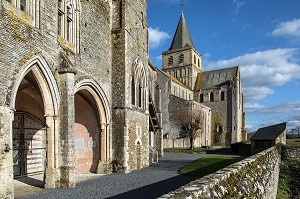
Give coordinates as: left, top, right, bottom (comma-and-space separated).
176, 108, 204, 149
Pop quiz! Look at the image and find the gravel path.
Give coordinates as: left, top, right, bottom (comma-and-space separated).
21, 153, 209, 199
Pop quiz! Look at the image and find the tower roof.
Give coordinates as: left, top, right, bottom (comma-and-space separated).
169, 13, 195, 50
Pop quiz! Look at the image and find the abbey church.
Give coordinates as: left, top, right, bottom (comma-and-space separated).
0, 0, 244, 198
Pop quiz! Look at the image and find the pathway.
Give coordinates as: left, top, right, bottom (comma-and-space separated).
18, 153, 211, 199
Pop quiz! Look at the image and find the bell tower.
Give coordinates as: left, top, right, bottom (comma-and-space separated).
162, 13, 202, 90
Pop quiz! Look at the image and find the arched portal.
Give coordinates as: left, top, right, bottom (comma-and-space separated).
74, 90, 100, 173
13, 71, 46, 178
74, 80, 110, 174
9, 55, 60, 189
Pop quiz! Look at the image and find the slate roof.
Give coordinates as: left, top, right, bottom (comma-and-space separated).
169, 14, 195, 51
195, 66, 239, 91
250, 122, 286, 141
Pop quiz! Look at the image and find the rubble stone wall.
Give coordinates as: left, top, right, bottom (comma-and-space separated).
159, 145, 281, 199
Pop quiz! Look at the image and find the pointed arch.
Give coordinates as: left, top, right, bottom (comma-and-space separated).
9, 55, 60, 116
74, 79, 111, 167
132, 58, 147, 109
74, 79, 110, 124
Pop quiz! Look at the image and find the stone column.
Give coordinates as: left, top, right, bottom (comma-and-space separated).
0, 106, 14, 198
97, 123, 109, 174
44, 115, 60, 189
58, 53, 76, 188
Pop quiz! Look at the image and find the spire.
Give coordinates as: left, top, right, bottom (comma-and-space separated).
169, 13, 195, 51
181, 0, 184, 15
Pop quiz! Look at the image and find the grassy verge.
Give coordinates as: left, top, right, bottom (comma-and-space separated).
180, 156, 245, 178
277, 161, 290, 199
164, 147, 231, 154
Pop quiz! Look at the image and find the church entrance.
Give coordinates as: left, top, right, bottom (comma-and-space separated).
13, 71, 47, 180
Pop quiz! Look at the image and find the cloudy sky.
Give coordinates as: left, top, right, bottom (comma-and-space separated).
147, 0, 300, 132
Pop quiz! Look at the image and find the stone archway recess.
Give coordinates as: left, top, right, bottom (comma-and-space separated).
74, 79, 111, 174
9, 55, 60, 189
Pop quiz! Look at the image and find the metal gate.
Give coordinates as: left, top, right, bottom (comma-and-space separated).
13, 112, 46, 178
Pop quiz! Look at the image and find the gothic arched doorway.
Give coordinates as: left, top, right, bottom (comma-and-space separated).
13, 71, 47, 180
74, 90, 100, 173
74, 80, 110, 174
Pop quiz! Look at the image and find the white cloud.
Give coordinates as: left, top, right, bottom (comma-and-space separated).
148, 27, 170, 49
205, 48, 300, 102
232, 0, 246, 16
245, 101, 300, 130
271, 18, 300, 39
243, 87, 275, 101
155, 55, 162, 62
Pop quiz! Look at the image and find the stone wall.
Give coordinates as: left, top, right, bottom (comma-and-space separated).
159, 145, 281, 199
163, 137, 203, 149
282, 146, 300, 161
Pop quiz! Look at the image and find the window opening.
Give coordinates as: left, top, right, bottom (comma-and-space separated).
210, 93, 214, 102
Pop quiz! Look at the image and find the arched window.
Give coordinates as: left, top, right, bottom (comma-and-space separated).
199, 93, 204, 102
198, 59, 200, 67
194, 55, 196, 64
210, 92, 214, 102
168, 56, 173, 66
131, 76, 135, 105
179, 54, 184, 64
221, 91, 225, 101
58, 0, 78, 46
132, 58, 146, 110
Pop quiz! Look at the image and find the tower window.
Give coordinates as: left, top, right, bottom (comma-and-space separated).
198, 59, 200, 67
168, 56, 173, 66
20, 0, 26, 12
210, 93, 214, 102
179, 54, 184, 64
194, 55, 196, 64
199, 93, 204, 102
221, 91, 225, 101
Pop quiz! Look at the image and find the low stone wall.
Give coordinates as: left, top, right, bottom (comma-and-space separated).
163, 137, 202, 149
282, 145, 300, 160
159, 145, 281, 199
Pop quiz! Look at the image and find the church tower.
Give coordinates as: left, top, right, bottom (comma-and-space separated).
162, 13, 202, 90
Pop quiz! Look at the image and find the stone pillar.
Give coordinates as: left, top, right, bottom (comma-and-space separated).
97, 123, 110, 174
58, 72, 75, 188
0, 106, 14, 198
44, 115, 60, 189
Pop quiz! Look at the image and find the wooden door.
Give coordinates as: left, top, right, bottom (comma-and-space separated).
13, 112, 46, 178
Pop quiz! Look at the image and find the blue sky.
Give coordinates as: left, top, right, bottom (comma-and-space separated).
147, 0, 300, 132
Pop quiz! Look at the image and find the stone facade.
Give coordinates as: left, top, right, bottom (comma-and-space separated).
162, 13, 245, 147
0, 0, 163, 198
159, 145, 281, 199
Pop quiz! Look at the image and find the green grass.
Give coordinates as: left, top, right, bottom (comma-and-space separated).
164, 147, 231, 154
277, 161, 290, 199
286, 138, 300, 146
180, 156, 245, 178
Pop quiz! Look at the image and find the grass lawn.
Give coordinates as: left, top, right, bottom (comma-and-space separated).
286, 138, 300, 146
180, 156, 245, 178
164, 147, 231, 154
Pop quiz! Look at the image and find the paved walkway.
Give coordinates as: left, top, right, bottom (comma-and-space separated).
18, 153, 210, 199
